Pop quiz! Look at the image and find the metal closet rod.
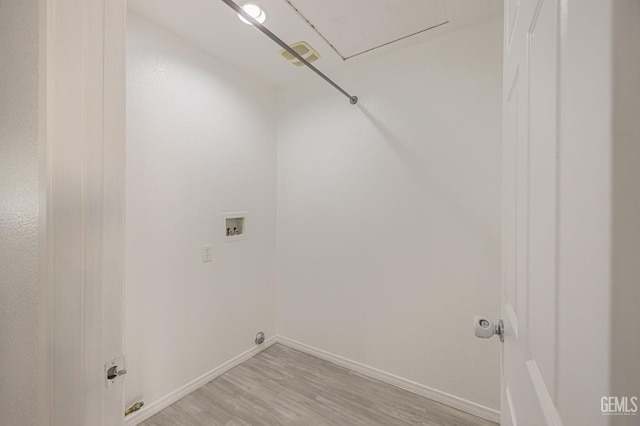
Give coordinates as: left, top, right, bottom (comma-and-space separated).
220, 0, 358, 105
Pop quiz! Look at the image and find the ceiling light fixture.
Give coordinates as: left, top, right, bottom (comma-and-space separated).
238, 3, 267, 25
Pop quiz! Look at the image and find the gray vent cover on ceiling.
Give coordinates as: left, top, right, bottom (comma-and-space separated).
280, 41, 321, 67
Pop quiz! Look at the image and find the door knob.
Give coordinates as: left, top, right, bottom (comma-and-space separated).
473, 315, 504, 342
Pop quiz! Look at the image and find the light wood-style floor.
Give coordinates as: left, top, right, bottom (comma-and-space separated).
139, 344, 497, 426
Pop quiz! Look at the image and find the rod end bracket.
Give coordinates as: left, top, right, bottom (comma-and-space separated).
350, 96, 359, 105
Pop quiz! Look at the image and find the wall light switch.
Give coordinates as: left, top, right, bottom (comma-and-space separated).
202, 245, 213, 262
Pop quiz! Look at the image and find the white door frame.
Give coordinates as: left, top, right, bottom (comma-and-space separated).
40, 0, 126, 424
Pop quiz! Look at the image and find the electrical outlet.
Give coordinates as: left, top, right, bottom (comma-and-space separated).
202, 245, 213, 262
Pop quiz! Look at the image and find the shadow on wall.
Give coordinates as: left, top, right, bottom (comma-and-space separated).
355, 103, 497, 249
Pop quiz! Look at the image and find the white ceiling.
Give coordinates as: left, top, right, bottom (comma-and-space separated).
286, 0, 448, 59
129, 0, 502, 89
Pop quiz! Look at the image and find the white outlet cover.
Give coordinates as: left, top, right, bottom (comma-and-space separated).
202, 245, 213, 262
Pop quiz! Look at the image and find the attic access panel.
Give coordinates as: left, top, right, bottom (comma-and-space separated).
286, 0, 448, 59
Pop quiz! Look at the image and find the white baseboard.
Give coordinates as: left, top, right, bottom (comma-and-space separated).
124, 337, 277, 426
276, 336, 500, 424
125, 335, 499, 425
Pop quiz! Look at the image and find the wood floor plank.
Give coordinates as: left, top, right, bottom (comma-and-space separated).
139, 344, 498, 426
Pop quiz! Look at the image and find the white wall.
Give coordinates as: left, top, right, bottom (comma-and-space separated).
0, 0, 40, 424
125, 13, 278, 409
277, 18, 503, 411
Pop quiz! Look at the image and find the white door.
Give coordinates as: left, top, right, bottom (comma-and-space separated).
501, 0, 562, 424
